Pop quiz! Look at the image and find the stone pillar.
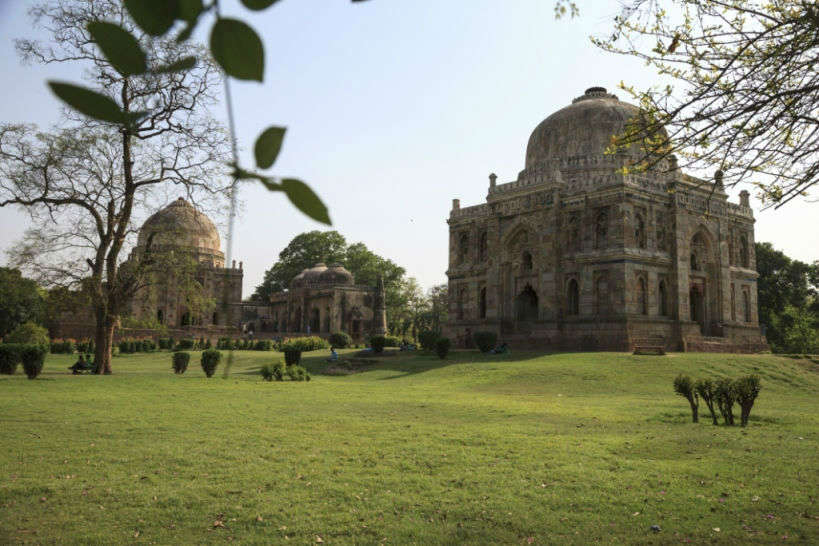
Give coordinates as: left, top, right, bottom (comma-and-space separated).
489, 173, 497, 191
372, 277, 387, 335
739, 190, 750, 208
452, 198, 460, 211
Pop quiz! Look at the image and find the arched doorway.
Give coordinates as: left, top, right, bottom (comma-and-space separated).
179, 310, 191, 327
309, 308, 320, 333
690, 285, 704, 332
515, 285, 538, 321
567, 279, 579, 315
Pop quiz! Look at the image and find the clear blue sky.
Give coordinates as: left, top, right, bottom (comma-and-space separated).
0, 0, 816, 296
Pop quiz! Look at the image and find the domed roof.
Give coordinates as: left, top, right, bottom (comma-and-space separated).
290, 262, 355, 289
290, 263, 328, 289
318, 263, 354, 286
137, 197, 221, 254
524, 87, 662, 169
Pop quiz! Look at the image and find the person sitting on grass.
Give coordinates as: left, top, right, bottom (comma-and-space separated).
326, 347, 339, 362
68, 354, 93, 374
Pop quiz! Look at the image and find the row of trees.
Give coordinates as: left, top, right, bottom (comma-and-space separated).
251, 230, 448, 338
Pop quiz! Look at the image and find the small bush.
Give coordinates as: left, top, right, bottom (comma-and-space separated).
158, 338, 169, 350
281, 336, 329, 352
383, 335, 402, 347
418, 330, 439, 352
50, 339, 75, 354
204, 338, 212, 350
172, 352, 190, 374
20, 344, 47, 379
200, 349, 222, 377
6, 322, 49, 349
714, 378, 737, 426
176, 338, 195, 351
435, 337, 451, 359
734, 375, 762, 427
370, 335, 386, 353
473, 331, 498, 353
118, 340, 129, 353
261, 361, 286, 381
0, 344, 23, 375
694, 378, 719, 425
286, 364, 310, 382
328, 332, 352, 349
141, 339, 153, 352
253, 339, 272, 351
673, 374, 699, 423
128, 340, 137, 353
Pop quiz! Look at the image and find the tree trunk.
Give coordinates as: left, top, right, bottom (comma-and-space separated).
93, 309, 115, 375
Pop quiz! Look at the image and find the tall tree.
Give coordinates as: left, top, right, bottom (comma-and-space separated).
590, 0, 819, 207
0, 0, 228, 373
0, 268, 45, 338
251, 231, 348, 300
755, 242, 817, 350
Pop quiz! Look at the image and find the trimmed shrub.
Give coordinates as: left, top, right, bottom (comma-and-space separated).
714, 378, 737, 426
20, 344, 47, 379
435, 337, 451, 359
734, 375, 762, 427
204, 339, 212, 350
0, 344, 23, 375
200, 349, 222, 378
418, 330, 439, 352
6, 322, 49, 349
370, 335, 386, 354
281, 344, 302, 366
286, 364, 310, 382
172, 352, 190, 374
473, 331, 498, 353
50, 339, 75, 354
176, 338, 195, 351
328, 332, 352, 349
673, 374, 699, 423
254, 339, 272, 351
282, 336, 329, 352
128, 340, 137, 353
141, 339, 153, 352
694, 378, 719, 425
158, 338, 169, 350
383, 335, 402, 347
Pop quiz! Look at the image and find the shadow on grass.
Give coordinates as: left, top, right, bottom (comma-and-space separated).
292, 349, 564, 379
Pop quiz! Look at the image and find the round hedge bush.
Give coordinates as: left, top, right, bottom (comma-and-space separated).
328, 332, 352, 349
200, 349, 222, 378
172, 351, 190, 374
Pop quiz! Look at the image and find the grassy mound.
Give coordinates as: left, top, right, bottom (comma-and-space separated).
0, 350, 816, 543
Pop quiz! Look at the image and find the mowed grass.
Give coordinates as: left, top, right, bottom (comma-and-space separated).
1, 350, 818, 545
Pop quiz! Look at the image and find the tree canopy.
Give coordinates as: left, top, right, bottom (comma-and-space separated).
588, 0, 819, 207
755, 242, 818, 352
0, 267, 44, 338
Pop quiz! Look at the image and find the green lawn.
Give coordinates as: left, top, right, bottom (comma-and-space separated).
1, 349, 817, 544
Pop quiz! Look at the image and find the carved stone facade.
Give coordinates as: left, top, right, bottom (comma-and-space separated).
264, 263, 387, 340
445, 87, 767, 352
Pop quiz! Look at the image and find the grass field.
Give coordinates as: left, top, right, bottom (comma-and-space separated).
1, 349, 818, 544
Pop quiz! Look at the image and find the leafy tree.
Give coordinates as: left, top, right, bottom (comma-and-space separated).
774, 306, 819, 354
251, 231, 348, 300
1, 0, 230, 373
590, 0, 819, 207
0, 268, 44, 337
755, 242, 817, 351
252, 232, 407, 317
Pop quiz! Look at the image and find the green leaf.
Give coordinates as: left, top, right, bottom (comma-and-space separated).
124, 0, 177, 36
210, 18, 264, 82
87, 22, 147, 76
241, 0, 281, 10
154, 56, 197, 74
282, 178, 331, 225
177, 0, 204, 22
254, 126, 286, 169
48, 82, 127, 124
